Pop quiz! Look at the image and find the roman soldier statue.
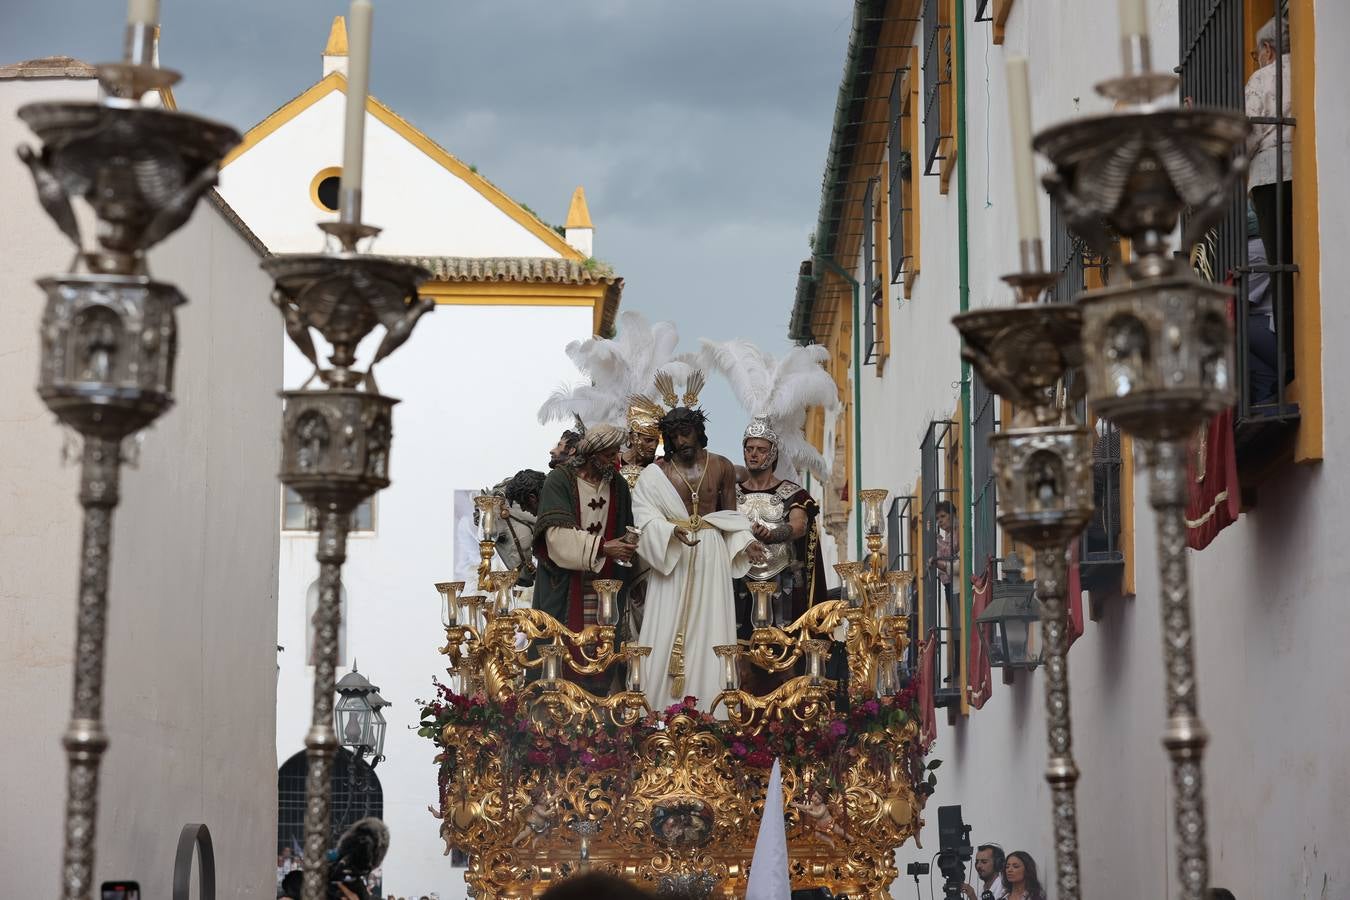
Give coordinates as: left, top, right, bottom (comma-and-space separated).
700, 338, 839, 649
621, 395, 664, 488
735, 415, 829, 637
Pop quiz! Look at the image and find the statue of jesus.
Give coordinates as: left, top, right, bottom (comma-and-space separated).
632, 374, 754, 711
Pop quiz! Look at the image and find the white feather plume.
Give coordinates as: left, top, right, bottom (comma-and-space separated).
700, 339, 840, 482
537, 310, 681, 429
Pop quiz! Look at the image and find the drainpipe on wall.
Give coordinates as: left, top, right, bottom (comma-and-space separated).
813, 253, 865, 561
954, 0, 974, 701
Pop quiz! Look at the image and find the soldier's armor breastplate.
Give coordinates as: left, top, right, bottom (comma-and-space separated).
737, 483, 794, 580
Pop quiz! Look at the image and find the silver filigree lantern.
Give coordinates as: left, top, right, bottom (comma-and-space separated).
954, 259, 1094, 900
16, 22, 240, 900
264, 166, 432, 900
1032, 29, 1252, 900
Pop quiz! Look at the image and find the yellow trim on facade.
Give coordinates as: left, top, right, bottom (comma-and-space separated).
1288, 0, 1322, 461
220, 73, 584, 261
902, 52, 922, 297
420, 281, 607, 332
1120, 434, 1136, 597
938, 0, 957, 195
308, 165, 343, 212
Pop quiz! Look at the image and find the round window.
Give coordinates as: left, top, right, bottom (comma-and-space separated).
309, 167, 344, 212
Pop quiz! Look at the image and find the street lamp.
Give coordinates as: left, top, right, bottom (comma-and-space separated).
977, 553, 1043, 673
335, 665, 389, 767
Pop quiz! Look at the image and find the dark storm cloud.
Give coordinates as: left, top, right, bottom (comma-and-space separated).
1, 0, 849, 450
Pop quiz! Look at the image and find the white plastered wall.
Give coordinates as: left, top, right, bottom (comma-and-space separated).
0, 76, 281, 900
274, 303, 596, 899
836, 2, 1349, 896
217, 88, 567, 258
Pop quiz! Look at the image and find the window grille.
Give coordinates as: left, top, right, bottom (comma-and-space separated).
1080, 417, 1125, 592
971, 372, 998, 575
921, 419, 961, 708
863, 178, 881, 365
887, 494, 920, 673
1178, 0, 1299, 451
921, 0, 952, 176
277, 749, 383, 860
888, 69, 907, 284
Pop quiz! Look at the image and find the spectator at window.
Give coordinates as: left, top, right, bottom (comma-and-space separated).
928, 500, 959, 679
1243, 205, 1282, 405
1245, 16, 1293, 350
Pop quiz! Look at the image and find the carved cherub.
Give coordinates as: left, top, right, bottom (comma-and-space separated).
793, 788, 847, 849
511, 789, 555, 847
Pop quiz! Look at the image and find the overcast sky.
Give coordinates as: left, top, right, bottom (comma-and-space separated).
2, 1, 850, 450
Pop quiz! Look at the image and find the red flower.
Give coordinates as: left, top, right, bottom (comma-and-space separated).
745, 751, 774, 768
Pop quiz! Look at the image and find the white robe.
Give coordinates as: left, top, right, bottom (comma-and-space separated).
632, 463, 754, 712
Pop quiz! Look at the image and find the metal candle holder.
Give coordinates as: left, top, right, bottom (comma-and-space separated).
16, 28, 240, 900
953, 238, 1094, 900
1032, 34, 1249, 900
265, 201, 431, 900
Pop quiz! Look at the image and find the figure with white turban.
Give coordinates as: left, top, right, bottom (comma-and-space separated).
531, 425, 637, 641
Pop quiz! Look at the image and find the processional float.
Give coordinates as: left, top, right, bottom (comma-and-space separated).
425, 490, 931, 899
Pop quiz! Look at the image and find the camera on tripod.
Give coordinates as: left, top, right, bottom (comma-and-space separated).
934, 805, 973, 899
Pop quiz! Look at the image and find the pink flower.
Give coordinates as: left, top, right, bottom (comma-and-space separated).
730, 741, 748, 757
829, 720, 848, 738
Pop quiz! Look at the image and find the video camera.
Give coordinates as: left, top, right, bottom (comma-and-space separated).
934, 805, 972, 899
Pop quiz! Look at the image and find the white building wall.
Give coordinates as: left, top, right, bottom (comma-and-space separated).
274, 303, 596, 899
1, 76, 280, 900
218, 88, 565, 258
835, 3, 1347, 897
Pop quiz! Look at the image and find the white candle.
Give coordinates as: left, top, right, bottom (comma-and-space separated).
341, 0, 374, 198
1118, 0, 1147, 39
1005, 57, 1040, 244
127, 0, 160, 26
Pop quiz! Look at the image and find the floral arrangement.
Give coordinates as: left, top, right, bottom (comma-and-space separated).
418, 678, 933, 790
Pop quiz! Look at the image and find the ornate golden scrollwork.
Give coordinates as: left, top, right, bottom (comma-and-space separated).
428, 496, 928, 899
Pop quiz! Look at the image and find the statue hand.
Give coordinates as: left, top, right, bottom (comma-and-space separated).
675, 527, 700, 547
747, 541, 769, 564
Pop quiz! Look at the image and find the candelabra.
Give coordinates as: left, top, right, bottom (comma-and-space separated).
1030, 28, 1247, 900
953, 242, 1094, 900
266, 172, 432, 899
16, 22, 240, 900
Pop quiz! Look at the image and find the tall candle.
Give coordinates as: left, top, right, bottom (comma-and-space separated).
341, 0, 374, 198
1005, 57, 1040, 244
127, 0, 160, 26
1118, 0, 1147, 39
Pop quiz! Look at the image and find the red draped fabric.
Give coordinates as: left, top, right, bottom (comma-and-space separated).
966, 559, 994, 709
1186, 295, 1241, 550
917, 635, 938, 748
1067, 543, 1085, 648
1186, 416, 1240, 548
